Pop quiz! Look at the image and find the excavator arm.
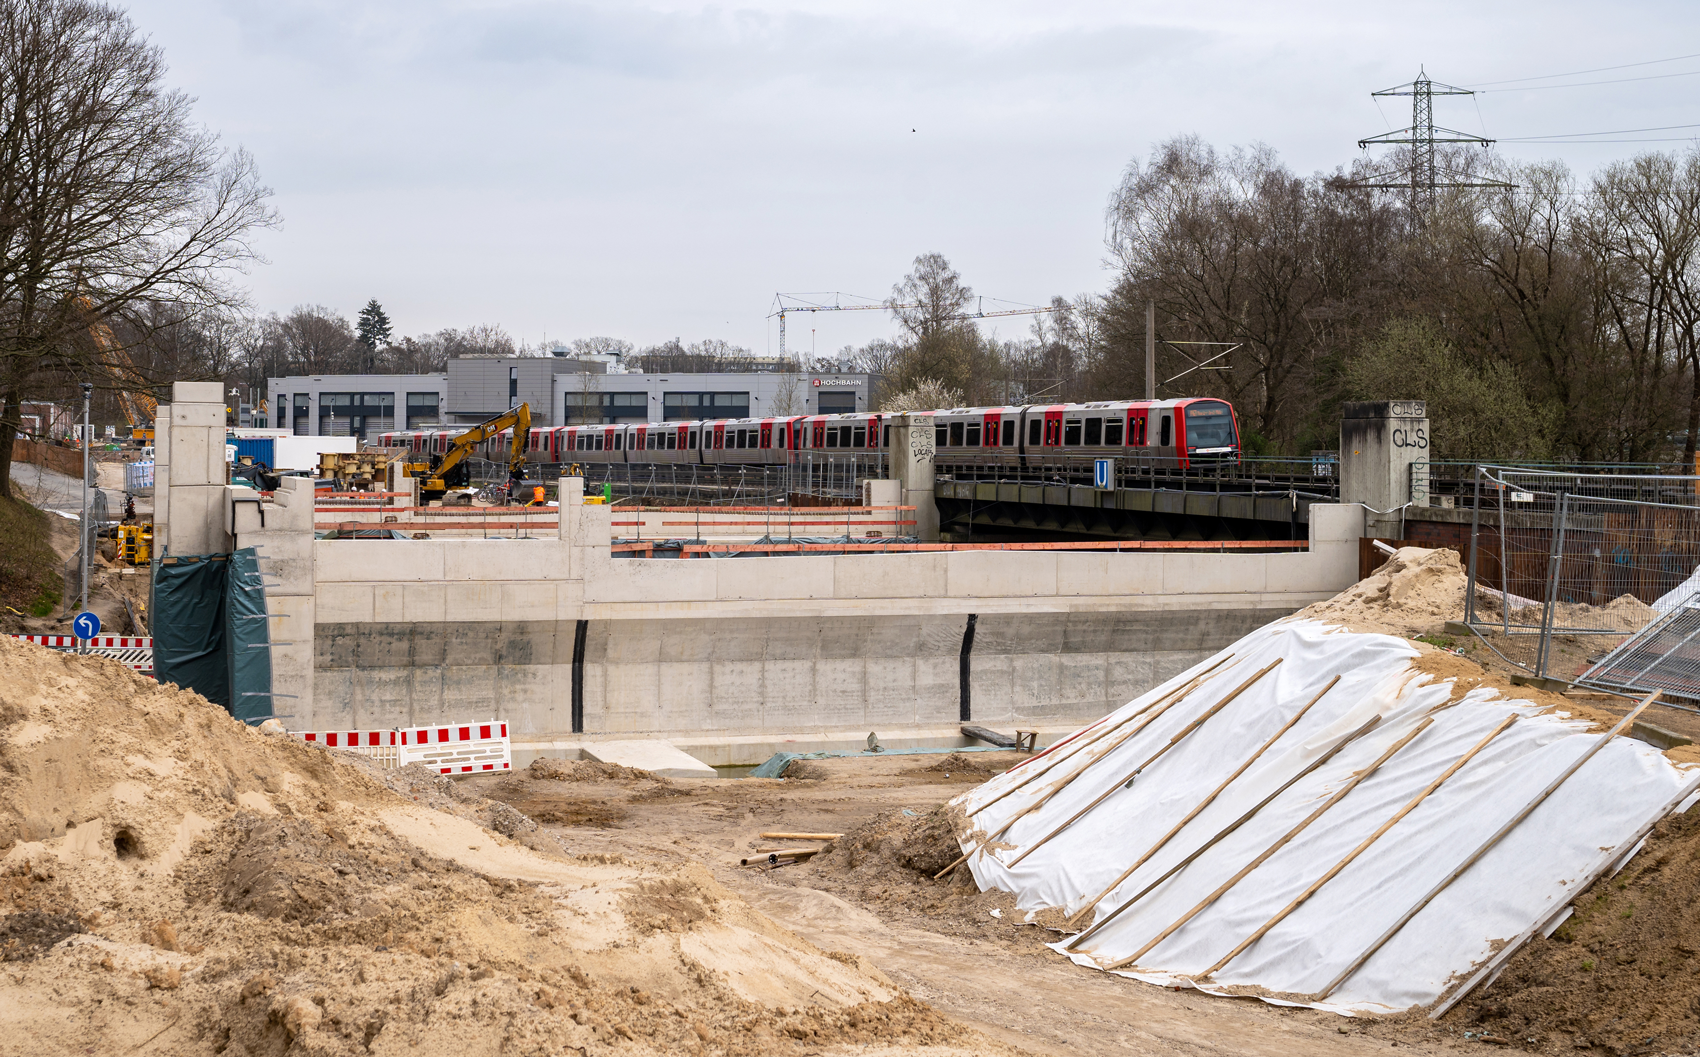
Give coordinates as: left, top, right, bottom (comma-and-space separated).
418, 403, 531, 502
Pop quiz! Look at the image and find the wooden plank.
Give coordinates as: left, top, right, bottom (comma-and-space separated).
1066, 713, 1383, 953
1002, 659, 1284, 869
1316, 691, 1660, 1000
1105, 718, 1435, 971
1196, 713, 1519, 981
962, 725, 1017, 748
1064, 675, 1340, 930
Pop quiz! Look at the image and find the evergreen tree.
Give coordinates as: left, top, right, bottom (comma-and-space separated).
356, 299, 392, 354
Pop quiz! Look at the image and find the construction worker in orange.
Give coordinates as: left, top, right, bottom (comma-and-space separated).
530, 485, 546, 507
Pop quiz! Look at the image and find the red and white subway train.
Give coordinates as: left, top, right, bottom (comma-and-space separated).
376, 398, 1240, 472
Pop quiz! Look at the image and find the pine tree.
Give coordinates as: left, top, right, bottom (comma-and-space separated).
356, 299, 392, 354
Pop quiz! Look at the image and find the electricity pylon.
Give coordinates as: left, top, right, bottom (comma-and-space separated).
1349, 68, 1511, 223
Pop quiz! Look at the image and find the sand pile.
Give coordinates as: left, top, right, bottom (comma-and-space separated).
0, 638, 1004, 1056
1431, 801, 1700, 1053
1295, 546, 1468, 636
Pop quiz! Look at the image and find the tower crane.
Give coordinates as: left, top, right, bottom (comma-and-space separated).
769, 292, 1055, 359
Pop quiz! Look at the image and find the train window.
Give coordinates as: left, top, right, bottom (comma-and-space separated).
824, 428, 838, 448
948, 422, 963, 446
882, 425, 891, 446
1028, 419, 1041, 445
1063, 420, 1082, 445
852, 426, 866, 447
688, 431, 697, 449
594, 435, 604, 451
614, 433, 623, 450
935, 426, 948, 447
965, 424, 980, 446
1105, 420, 1124, 446
777, 428, 785, 449
1001, 420, 1013, 446
1160, 414, 1172, 447
576, 434, 585, 451
1084, 418, 1102, 445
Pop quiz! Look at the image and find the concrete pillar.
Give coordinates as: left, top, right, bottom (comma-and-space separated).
889, 413, 938, 541
165, 381, 231, 555
152, 403, 171, 554
231, 476, 316, 726
1340, 400, 1429, 540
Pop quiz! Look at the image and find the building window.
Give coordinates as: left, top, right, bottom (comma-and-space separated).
564, 391, 647, 424
406, 392, 440, 428
292, 394, 310, 436
508, 366, 518, 407
663, 392, 748, 421
318, 392, 395, 439
817, 390, 856, 414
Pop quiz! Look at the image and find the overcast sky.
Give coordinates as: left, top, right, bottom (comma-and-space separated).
122, 0, 1700, 357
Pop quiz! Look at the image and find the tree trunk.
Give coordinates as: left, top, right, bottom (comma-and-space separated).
0, 387, 20, 501
1687, 352, 1700, 471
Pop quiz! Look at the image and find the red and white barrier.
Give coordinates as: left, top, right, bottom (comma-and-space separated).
297, 729, 399, 767
397, 721, 512, 774
295, 721, 510, 775
9, 634, 154, 675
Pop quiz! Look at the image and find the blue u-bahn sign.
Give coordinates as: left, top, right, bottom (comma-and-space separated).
1094, 458, 1116, 490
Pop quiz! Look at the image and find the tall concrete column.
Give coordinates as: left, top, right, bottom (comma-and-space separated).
152, 403, 171, 554
231, 476, 315, 725
165, 381, 232, 555
1340, 400, 1429, 540
889, 413, 938, 541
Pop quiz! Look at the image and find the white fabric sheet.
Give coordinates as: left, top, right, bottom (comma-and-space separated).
955, 619, 1697, 1015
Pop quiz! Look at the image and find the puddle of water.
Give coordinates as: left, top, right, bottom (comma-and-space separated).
712, 764, 758, 779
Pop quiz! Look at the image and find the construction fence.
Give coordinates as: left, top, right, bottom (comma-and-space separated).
1462, 466, 1700, 680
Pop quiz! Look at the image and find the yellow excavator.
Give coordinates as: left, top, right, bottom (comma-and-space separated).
406, 402, 532, 504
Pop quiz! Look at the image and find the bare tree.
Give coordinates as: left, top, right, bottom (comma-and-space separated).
0, 0, 275, 495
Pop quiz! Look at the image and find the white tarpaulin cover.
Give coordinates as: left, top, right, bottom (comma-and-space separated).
954, 619, 1700, 1016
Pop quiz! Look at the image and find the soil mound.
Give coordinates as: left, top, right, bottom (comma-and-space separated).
528, 756, 660, 782
1431, 803, 1700, 1053
813, 805, 969, 881
916, 753, 1012, 778
1295, 545, 1467, 636
0, 637, 1004, 1056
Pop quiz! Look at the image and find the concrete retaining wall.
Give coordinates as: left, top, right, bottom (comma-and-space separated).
225, 483, 1368, 760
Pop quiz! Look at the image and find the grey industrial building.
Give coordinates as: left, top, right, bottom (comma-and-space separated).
270, 358, 877, 438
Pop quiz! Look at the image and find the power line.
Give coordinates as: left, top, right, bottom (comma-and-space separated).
1499, 121, 1700, 141
1506, 137, 1700, 144
1466, 51, 1700, 88
1477, 68, 1700, 93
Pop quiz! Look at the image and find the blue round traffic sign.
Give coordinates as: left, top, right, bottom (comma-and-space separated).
72, 611, 100, 639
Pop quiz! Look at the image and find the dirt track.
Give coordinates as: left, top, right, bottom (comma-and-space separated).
472, 754, 1451, 1056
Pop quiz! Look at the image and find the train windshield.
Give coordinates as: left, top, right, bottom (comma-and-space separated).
1184, 402, 1236, 448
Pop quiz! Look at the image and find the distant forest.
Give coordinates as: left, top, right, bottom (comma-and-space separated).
101, 138, 1700, 465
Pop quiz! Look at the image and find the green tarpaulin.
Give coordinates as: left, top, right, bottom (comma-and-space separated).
151, 547, 274, 724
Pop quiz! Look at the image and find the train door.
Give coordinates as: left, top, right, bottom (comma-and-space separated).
1043, 409, 1064, 448
759, 421, 773, 449
982, 411, 1001, 450
712, 423, 726, 462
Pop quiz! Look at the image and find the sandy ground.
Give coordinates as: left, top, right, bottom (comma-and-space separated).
468, 755, 1455, 1056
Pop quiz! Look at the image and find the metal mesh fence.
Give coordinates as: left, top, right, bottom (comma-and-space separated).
1464, 466, 1700, 678
1578, 603, 1700, 705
